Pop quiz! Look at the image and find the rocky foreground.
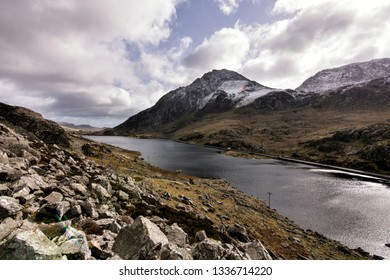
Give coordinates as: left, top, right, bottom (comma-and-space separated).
0, 105, 376, 260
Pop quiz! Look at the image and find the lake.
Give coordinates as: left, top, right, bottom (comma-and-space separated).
85, 135, 390, 259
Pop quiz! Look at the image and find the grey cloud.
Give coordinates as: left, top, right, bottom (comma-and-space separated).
243, 58, 298, 83
266, 3, 356, 52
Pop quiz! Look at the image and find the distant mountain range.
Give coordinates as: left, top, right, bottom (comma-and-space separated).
59, 122, 104, 132
105, 58, 390, 173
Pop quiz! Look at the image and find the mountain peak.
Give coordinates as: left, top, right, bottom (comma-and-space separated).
296, 58, 390, 93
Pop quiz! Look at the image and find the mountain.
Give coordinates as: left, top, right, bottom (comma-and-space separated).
109, 59, 390, 173
296, 58, 390, 93
112, 69, 275, 134
59, 122, 104, 132
0, 102, 69, 147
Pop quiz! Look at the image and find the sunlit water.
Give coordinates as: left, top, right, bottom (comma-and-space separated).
86, 136, 390, 259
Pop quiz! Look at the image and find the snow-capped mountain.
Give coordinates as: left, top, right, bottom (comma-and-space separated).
296, 58, 390, 93
113, 69, 278, 133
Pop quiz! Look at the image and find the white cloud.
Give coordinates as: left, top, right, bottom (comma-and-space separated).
214, 0, 242, 15
183, 28, 250, 72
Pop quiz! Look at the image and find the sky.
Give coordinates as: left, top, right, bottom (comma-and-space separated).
0, 0, 390, 127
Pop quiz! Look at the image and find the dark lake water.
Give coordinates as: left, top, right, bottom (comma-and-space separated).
86, 136, 390, 259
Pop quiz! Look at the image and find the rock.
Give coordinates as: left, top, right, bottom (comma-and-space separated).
0, 229, 63, 260
0, 151, 9, 164
65, 202, 83, 218
227, 224, 250, 242
192, 238, 225, 260
373, 254, 384, 260
77, 218, 103, 235
80, 199, 99, 219
0, 164, 23, 181
164, 223, 188, 248
0, 184, 10, 196
241, 240, 272, 260
69, 183, 88, 196
112, 216, 169, 260
116, 190, 129, 201
57, 227, 91, 260
0, 217, 18, 242
385, 243, 390, 248
195, 230, 207, 242
38, 221, 69, 239
12, 186, 30, 199
160, 244, 193, 260
91, 183, 110, 200
0, 196, 23, 219
36, 201, 70, 221
43, 191, 63, 204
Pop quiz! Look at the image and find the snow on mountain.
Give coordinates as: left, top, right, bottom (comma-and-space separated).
296, 58, 390, 93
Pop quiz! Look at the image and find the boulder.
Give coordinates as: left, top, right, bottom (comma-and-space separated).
69, 183, 88, 196
160, 243, 193, 260
0, 228, 63, 260
57, 227, 91, 260
195, 230, 207, 242
227, 224, 250, 242
91, 183, 111, 200
192, 238, 225, 260
0, 196, 23, 220
36, 201, 70, 221
241, 240, 272, 260
0, 217, 18, 242
0, 164, 23, 181
43, 191, 63, 204
0, 184, 10, 196
80, 199, 99, 219
0, 151, 9, 164
164, 223, 188, 248
112, 216, 169, 260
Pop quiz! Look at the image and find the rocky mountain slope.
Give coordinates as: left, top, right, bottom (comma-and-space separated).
0, 103, 374, 259
296, 58, 390, 93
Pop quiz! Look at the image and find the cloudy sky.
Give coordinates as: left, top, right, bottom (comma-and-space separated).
1, 0, 390, 127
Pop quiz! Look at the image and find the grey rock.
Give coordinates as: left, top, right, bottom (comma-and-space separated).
69, 183, 88, 196
192, 238, 225, 260
164, 223, 188, 248
43, 191, 64, 204
227, 224, 250, 242
0, 164, 23, 181
0, 151, 9, 164
0, 217, 18, 242
0, 184, 10, 196
116, 190, 129, 201
0, 196, 23, 219
38, 221, 69, 240
195, 230, 207, 242
12, 186, 30, 199
57, 227, 91, 260
112, 216, 169, 260
36, 201, 70, 221
12, 174, 49, 191
160, 243, 193, 260
241, 240, 272, 260
0, 229, 63, 260
80, 199, 99, 219
91, 183, 110, 200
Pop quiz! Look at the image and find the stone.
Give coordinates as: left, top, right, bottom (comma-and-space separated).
227, 224, 250, 242
65, 202, 83, 218
0, 184, 10, 196
36, 201, 70, 221
0, 164, 23, 181
0, 217, 18, 242
164, 223, 188, 248
160, 243, 193, 260
116, 190, 129, 201
0, 151, 9, 164
195, 230, 207, 242
38, 221, 69, 240
69, 183, 88, 196
43, 191, 63, 204
192, 238, 225, 260
0, 229, 63, 260
57, 227, 91, 260
0, 196, 23, 219
112, 216, 169, 260
385, 243, 390, 248
80, 199, 99, 219
12, 186, 30, 199
241, 240, 272, 260
91, 183, 110, 200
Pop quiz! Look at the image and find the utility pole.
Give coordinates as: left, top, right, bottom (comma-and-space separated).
267, 192, 272, 208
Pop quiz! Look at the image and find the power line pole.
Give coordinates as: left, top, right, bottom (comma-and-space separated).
267, 192, 272, 208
